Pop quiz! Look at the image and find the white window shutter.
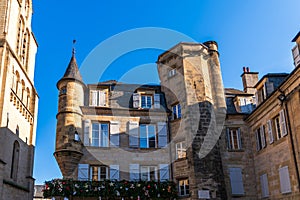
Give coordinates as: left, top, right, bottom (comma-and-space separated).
110, 165, 120, 181
133, 93, 140, 108
129, 121, 139, 147
159, 164, 169, 181
279, 166, 292, 194
129, 164, 140, 181
260, 174, 269, 198
260, 125, 266, 148
229, 167, 244, 195
90, 90, 98, 106
279, 109, 287, 136
154, 94, 160, 109
267, 120, 274, 144
99, 91, 106, 106
158, 122, 167, 147
83, 119, 90, 146
78, 164, 89, 181
110, 121, 120, 147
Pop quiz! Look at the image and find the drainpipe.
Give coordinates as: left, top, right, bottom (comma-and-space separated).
280, 93, 300, 190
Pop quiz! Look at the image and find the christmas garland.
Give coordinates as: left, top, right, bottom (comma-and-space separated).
43, 179, 177, 199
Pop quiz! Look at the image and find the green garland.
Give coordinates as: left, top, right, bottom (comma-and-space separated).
43, 179, 177, 199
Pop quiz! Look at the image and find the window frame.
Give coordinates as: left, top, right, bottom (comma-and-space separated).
172, 103, 181, 120
139, 124, 157, 148
91, 122, 109, 147
227, 128, 242, 150
176, 141, 187, 159
178, 179, 189, 196
89, 89, 108, 107
140, 94, 153, 109
140, 166, 158, 181
89, 165, 108, 181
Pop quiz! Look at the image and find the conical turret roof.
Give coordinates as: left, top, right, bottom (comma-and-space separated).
62, 54, 83, 82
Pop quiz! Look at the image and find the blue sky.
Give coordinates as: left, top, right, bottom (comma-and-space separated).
32, 0, 300, 184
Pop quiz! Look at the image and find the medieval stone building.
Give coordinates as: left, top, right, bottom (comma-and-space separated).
55, 32, 300, 199
0, 0, 39, 199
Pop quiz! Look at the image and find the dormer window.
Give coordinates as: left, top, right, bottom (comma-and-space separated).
133, 93, 160, 109
90, 89, 108, 107
168, 68, 176, 78
141, 95, 152, 108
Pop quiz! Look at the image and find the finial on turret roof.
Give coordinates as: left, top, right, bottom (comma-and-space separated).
72, 39, 76, 56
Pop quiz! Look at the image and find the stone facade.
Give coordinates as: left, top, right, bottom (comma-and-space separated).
0, 0, 38, 199
54, 31, 300, 200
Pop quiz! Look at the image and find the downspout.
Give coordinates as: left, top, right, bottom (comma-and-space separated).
282, 97, 300, 190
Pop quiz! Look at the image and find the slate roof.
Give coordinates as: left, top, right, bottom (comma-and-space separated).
61, 54, 83, 82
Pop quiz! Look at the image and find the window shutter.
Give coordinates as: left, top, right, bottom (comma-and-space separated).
90, 91, 98, 106
99, 91, 106, 106
159, 164, 169, 181
158, 122, 167, 147
129, 164, 140, 181
110, 121, 120, 147
255, 130, 260, 151
255, 91, 259, 105
260, 174, 269, 198
226, 128, 232, 149
83, 119, 90, 146
110, 165, 120, 181
133, 93, 140, 108
229, 167, 244, 195
267, 120, 274, 144
279, 166, 292, 194
129, 121, 139, 147
279, 110, 287, 136
260, 125, 266, 148
237, 128, 242, 149
78, 164, 89, 181
154, 94, 160, 109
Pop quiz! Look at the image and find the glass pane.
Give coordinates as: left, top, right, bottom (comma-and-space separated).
177, 104, 181, 118
91, 167, 99, 181
100, 166, 107, 180
146, 96, 152, 108
141, 166, 148, 181
140, 125, 147, 148
173, 106, 177, 119
141, 96, 146, 108
148, 125, 156, 148
101, 124, 109, 147
150, 167, 156, 180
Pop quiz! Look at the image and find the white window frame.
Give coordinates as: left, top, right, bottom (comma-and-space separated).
89, 165, 108, 181
227, 128, 242, 150
176, 141, 187, 159
168, 68, 176, 78
91, 122, 109, 147
172, 103, 181, 120
140, 94, 153, 109
140, 166, 158, 181
139, 124, 156, 148
178, 179, 189, 196
274, 115, 282, 139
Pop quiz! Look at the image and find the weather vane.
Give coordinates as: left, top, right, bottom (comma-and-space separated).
72, 39, 76, 56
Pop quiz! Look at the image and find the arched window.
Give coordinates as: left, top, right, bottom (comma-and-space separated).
10, 141, 20, 181
26, 87, 30, 108
16, 125, 19, 136
15, 71, 20, 95
21, 80, 25, 101
22, 30, 30, 66
16, 17, 25, 57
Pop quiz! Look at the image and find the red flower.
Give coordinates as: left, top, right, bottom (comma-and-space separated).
147, 185, 151, 189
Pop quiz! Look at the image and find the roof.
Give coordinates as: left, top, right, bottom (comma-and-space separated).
62, 54, 83, 82
292, 31, 300, 42
254, 73, 289, 88
224, 88, 252, 96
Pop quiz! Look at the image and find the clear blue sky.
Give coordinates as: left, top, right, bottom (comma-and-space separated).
32, 0, 300, 184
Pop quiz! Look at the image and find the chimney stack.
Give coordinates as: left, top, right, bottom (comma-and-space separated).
241, 67, 259, 94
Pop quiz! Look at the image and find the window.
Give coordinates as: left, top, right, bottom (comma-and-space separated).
178, 179, 189, 196
176, 142, 187, 159
60, 86, 67, 95
256, 125, 266, 151
168, 68, 176, 77
274, 116, 282, 139
226, 128, 242, 150
16, 125, 19, 137
132, 93, 160, 109
172, 103, 181, 119
274, 110, 288, 140
140, 124, 156, 148
229, 167, 244, 195
90, 166, 108, 181
91, 122, 109, 147
141, 166, 157, 181
74, 131, 80, 141
11, 141, 20, 181
141, 95, 152, 108
90, 90, 107, 106
279, 166, 292, 194
260, 174, 269, 198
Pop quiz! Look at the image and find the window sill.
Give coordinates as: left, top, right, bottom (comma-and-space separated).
178, 194, 190, 199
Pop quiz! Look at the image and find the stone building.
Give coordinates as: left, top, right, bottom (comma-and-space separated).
0, 0, 39, 199
54, 31, 300, 199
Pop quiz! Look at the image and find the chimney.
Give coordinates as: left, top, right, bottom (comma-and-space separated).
292, 31, 300, 67
241, 67, 259, 94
